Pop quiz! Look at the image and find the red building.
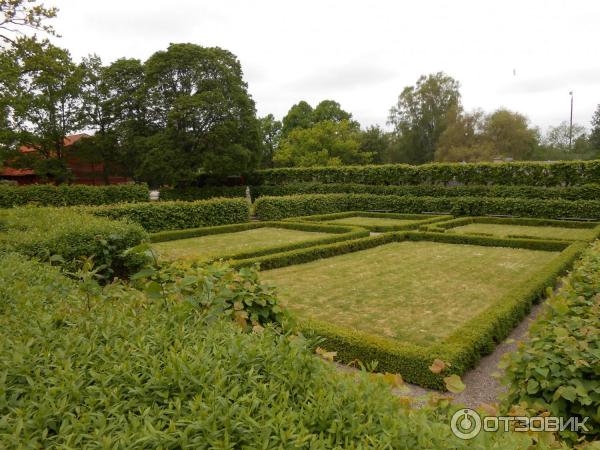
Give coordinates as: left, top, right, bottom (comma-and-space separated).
1, 134, 130, 185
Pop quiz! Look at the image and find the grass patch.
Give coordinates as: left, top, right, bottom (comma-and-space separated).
261, 241, 558, 346
450, 223, 596, 240
153, 227, 334, 262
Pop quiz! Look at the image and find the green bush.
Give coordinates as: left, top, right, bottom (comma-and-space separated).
253, 161, 600, 186
0, 183, 149, 207
501, 241, 600, 444
150, 221, 369, 262
254, 193, 600, 221
233, 232, 583, 390
0, 207, 146, 277
159, 185, 247, 201
254, 182, 600, 201
90, 197, 250, 232
0, 253, 539, 449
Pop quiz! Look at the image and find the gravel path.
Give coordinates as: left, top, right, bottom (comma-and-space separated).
337, 302, 545, 408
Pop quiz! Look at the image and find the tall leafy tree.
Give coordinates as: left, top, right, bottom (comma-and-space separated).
258, 114, 281, 168
388, 72, 461, 164
274, 119, 372, 167
360, 125, 392, 164
313, 99, 352, 124
543, 121, 587, 151
482, 109, 539, 160
142, 43, 260, 185
281, 100, 313, 137
1, 38, 84, 182
434, 108, 493, 162
590, 104, 600, 152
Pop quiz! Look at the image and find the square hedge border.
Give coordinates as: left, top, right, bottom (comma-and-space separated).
421, 216, 600, 242
149, 221, 370, 263
231, 231, 586, 389
282, 211, 452, 232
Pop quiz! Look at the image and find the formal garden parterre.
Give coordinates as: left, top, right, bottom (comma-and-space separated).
1, 163, 599, 446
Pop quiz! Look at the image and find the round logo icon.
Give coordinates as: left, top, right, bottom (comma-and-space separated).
451, 408, 482, 440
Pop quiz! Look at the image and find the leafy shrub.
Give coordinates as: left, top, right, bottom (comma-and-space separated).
0, 183, 149, 207
0, 253, 542, 448
90, 197, 250, 232
254, 182, 600, 201
0, 207, 146, 277
501, 241, 600, 444
254, 193, 600, 221
253, 160, 600, 187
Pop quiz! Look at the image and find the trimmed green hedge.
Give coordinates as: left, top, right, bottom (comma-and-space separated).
253, 161, 600, 186
150, 221, 369, 262
0, 253, 537, 449
254, 182, 600, 201
234, 232, 583, 389
255, 193, 600, 221
422, 216, 600, 242
160, 185, 247, 201
0, 207, 146, 277
283, 211, 452, 232
0, 183, 149, 207
501, 241, 600, 444
90, 198, 251, 232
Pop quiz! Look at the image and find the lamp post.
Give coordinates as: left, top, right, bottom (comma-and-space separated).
569, 91, 574, 150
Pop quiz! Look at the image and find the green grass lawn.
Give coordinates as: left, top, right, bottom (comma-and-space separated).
326, 217, 419, 227
260, 241, 558, 346
450, 223, 595, 241
152, 227, 332, 261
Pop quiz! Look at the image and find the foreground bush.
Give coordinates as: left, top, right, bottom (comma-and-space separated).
501, 241, 600, 444
0, 207, 146, 277
0, 183, 149, 207
0, 254, 541, 449
254, 193, 600, 220
90, 197, 250, 232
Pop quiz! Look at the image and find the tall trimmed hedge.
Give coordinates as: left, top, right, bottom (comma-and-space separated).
254, 182, 600, 201
253, 161, 600, 187
90, 198, 250, 232
160, 185, 247, 201
254, 193, 600, 221
0, 183, 149, 207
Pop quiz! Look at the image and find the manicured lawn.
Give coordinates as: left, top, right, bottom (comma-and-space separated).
260, 241, 558, 346
450, 223, 595, 241
327, 217, 420, 227
152, 227, 331, 261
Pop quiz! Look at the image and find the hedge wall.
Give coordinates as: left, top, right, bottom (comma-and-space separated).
90, 198, 250, 232
160, 186, 246, 201
254, 193, 600, 221
253, 161, 600, 187
0, 183, 149, 207
254, 182, 600, 201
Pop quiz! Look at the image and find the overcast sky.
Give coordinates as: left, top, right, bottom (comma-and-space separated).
49, 0, 600, 133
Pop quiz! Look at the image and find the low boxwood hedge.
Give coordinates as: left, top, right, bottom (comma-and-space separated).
234, 232, 584, 389
283, 211, 452, 232
254, 193, 600, 221
159, 185, 247, 201
150, 221, 369, 262
500, 241, 600, 444
0, 183, 149, 207
421, 216, 600, 242
90, 197, 251, 232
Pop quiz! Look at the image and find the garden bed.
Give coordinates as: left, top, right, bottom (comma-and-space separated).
284, 211, 451, 232
150, 221, 368, 262
234, 231, 585, 389
421, 216, 600, 241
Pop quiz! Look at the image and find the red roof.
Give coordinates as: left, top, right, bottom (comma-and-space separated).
2, 134, 90, 177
